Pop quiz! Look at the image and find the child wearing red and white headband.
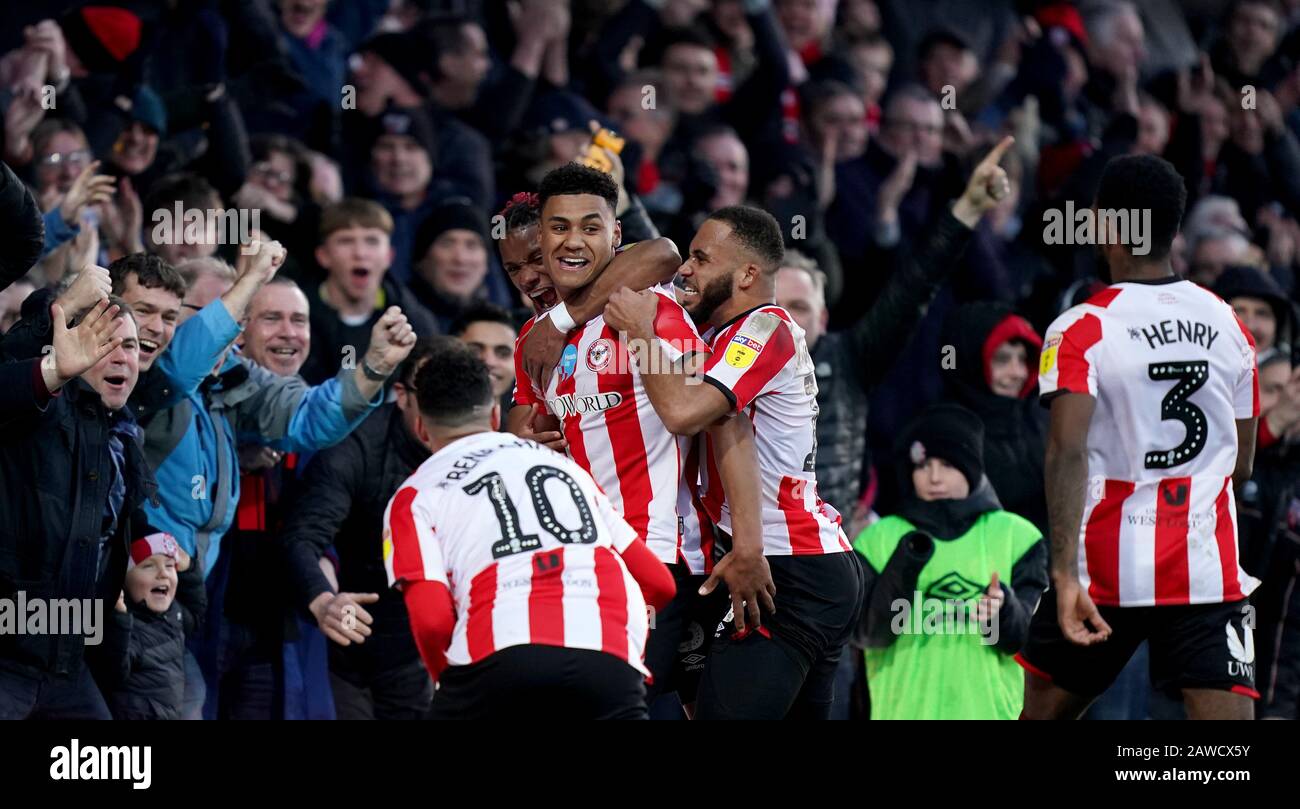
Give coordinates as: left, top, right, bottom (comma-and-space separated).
92, 532, 201, 720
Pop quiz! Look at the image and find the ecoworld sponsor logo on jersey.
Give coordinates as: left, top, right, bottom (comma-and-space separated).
550, 391, 624, 419
0, 592, 103, 646
1042, 200, 1153, 255
50, 740, 151, 790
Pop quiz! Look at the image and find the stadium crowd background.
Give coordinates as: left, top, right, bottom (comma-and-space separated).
1, 0, 1299, 720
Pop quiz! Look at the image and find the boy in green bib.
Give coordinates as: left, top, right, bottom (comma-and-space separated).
853, 404, 1047, 719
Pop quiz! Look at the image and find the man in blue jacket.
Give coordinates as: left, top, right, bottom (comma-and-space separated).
137, 249, 417, 718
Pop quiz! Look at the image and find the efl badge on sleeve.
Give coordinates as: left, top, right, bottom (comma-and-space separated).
1040, 334, 1061, 376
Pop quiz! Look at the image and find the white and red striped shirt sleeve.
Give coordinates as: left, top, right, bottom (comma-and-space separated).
702, 310, 795, 412
512, 317, 540, 407
1039, 307, 1104, 402
651, 290, 709, 364
1231, 313, 1260, 418
383, 485, 447, 589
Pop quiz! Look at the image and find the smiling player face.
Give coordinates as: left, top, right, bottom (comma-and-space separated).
539, 194, 621, 294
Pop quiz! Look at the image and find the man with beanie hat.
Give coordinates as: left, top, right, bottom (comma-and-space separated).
346, 32, 493, 213
361, 106, 493, 282
59, 5, 144, 76
408, 199, 511, 333
1213, 264, 1295, 355
852, 403, 1048, 719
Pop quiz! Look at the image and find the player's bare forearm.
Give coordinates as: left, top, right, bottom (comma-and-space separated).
506, 404, 532, 436
709, 412, 764, 557
564, 237, 680, 322
1234, 417, 1258, 491
1045, 394, 1096, 584
632, 342, 730, 436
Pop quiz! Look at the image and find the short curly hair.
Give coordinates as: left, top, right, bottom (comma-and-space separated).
413, 337, 495, 427
108, 253, 188, 299
537, 163, 618, 215
707, 205, 785, 273
1095, 154, 1186, 261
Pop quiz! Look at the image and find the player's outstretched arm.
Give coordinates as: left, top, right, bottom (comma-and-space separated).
564, 237, 681, 320
1045, 392, 1112, 646
1234, 417, 1258, 492
616, 538, 676, 611
522, 237, 681, 390
700, 412, 776, 632
402, 580, 456, 682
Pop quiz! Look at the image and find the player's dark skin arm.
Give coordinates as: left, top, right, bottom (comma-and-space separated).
1234, 417, 1258, 491
1044, 392, 1113, 646
523, 237, 681, 390
606, 290, 776, 626
506, 403, 566, 452
700, 410, 777, 631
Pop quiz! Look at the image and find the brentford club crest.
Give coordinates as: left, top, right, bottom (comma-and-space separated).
586, 338, 613, 372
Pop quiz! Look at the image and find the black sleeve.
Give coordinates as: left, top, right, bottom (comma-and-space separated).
843, 208, 973, 390
190, 89, 253, 200
1, 287, 55, 363
992, 538, 1048, 654
1163, 110, 1205, 207
1259, 555, 1300, 719
582, 0, 661, 109
0, 359, 48, 428
853, 531, 935, 648
281, 438, 363, 610
89, 608, 134, 689
176, 558, 208, 638
619, 195, 661, 244
721, 5, 791, 139
1264, 128, 1300, 221
49, 81, 88, 126
463, 65, 537, 146
0, 159, 43, 292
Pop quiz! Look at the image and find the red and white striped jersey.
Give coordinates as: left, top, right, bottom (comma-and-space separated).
513, 285, 712, 572
1039, 279, 1260, 607
697, 305, 851, 557
383, 431, 650, 675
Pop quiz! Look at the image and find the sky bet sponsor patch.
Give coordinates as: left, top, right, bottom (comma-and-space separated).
725, 335, 764, 368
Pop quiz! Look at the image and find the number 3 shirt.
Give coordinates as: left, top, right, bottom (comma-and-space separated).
1039, 278, 1260, 607
383, 432, 650, 675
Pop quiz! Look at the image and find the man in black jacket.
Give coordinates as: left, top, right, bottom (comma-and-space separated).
0, 159, 43, 294
0, 297, 161, 719
775, 138, 1013, 520
280, 339, 438, 719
